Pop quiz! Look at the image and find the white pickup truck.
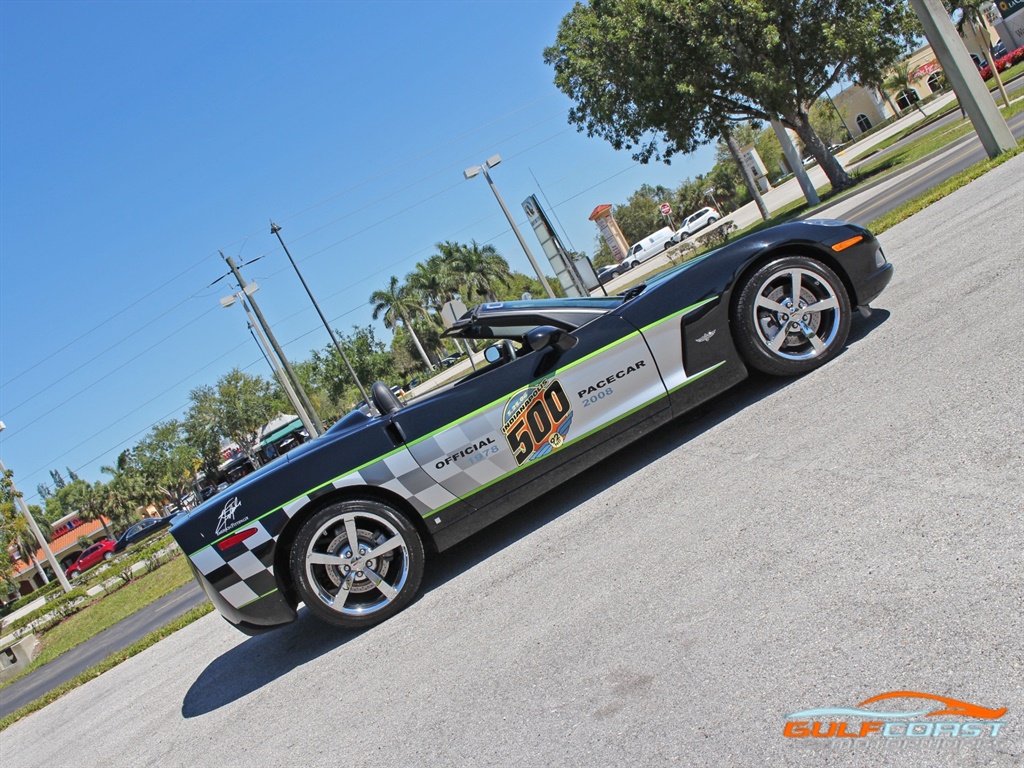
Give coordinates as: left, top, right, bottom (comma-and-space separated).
621, 226, 674, 268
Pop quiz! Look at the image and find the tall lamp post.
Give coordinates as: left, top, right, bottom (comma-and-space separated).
0, 422, 73, 593
270, 222, 372, 410
464, 154, 555, 299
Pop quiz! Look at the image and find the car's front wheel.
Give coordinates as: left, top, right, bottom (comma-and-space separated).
103, 552, 113, 561
290, 499, 424, 629
733, 255, 851, 376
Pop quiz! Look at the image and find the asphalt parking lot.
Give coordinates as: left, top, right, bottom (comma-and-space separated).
1, 155, 1021, 767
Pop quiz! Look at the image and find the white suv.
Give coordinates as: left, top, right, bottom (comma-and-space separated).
672, 207, 720, 241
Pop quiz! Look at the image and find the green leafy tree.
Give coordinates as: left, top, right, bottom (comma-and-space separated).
545, 0, 918, 192
807, 99, 850, 148
306, 325, 398, 410
100, 451, 150, 531
133, 420, 198, 509
407, 254, 458, 312
370, 275, 434, 370
494, 270, 560, 301
389, 326, 421, 383
184, 384, 225, 484
214, 368, 281, 469
48, 478, 114, 540
882, 60, 926, 116
446, 240, 513, 303
610, 184, 675, 244
2, 470, 53, 590
673, 177, 716, 219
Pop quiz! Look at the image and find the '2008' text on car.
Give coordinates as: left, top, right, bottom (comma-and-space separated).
171, 219, 893, 635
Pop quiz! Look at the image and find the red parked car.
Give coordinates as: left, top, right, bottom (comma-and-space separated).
65, 539, 116, 579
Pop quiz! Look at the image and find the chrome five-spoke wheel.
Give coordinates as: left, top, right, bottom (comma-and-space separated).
290, 499, 424, 629
733, 256, 851, 376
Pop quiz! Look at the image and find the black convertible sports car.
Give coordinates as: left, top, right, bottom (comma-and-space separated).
170, 219, 892, 635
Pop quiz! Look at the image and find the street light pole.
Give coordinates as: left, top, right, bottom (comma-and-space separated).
270, 222, 372, 410
0, 422, 73, 593
464, 155, 556, 299
221, 252, 325, 436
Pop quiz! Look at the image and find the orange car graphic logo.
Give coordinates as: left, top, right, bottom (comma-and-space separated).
784, 691, 1006, 739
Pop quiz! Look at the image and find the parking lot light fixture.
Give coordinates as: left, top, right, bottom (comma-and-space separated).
463, 154, 556, 299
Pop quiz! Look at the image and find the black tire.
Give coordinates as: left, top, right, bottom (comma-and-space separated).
290, 499, 424, 629
733, 256, 851, 376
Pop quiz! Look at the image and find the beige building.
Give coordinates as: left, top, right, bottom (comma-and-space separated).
833, 16, 1004, 139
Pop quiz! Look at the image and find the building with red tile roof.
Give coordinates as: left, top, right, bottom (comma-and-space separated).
6, 512, 113, 598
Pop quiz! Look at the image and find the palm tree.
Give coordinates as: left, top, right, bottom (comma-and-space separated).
448, 240, 512, 303
12, 509, 51, 586
370, 275, 434, 370
406, 254, 457, 312
883, 61, 926, 117
100, 457, 149, 531
62, 479, 116, 540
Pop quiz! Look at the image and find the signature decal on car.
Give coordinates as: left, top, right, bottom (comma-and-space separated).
696, 330, 716, 343
502, 378, 574, 466
435, 437, 498, 469
215, 496, 247, 536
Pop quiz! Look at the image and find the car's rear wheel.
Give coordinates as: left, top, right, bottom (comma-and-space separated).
290, 499, 424, 629
103, 552, 113, 561
733, 256, 851, 376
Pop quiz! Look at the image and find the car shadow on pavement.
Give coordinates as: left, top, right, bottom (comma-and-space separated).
181, 611, 359, 717
181, 307, 891, 716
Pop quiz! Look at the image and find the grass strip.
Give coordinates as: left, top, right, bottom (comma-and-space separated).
0, 554, 193, 690
867, 140, 1024, 234
0, 602, 213, 732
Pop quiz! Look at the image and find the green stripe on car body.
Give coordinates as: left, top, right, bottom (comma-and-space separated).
190, 297, 723, 554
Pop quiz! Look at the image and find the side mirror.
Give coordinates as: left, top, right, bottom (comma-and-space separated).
484, 344, 504, 364
525, 326, 578, 353
484, 341, 515, 364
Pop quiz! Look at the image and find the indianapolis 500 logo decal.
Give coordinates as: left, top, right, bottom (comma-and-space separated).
501, 378, 573, 466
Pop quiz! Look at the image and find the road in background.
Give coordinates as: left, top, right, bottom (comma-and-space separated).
0, 580, 205, 719
3, 156, 1020, 767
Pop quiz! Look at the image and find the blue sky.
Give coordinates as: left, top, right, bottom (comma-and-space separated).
0, 0, 716, 501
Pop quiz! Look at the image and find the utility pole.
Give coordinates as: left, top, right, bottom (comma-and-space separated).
222, 290, 318, 440
220, 252, 325, 436
270, 222, 372, 410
